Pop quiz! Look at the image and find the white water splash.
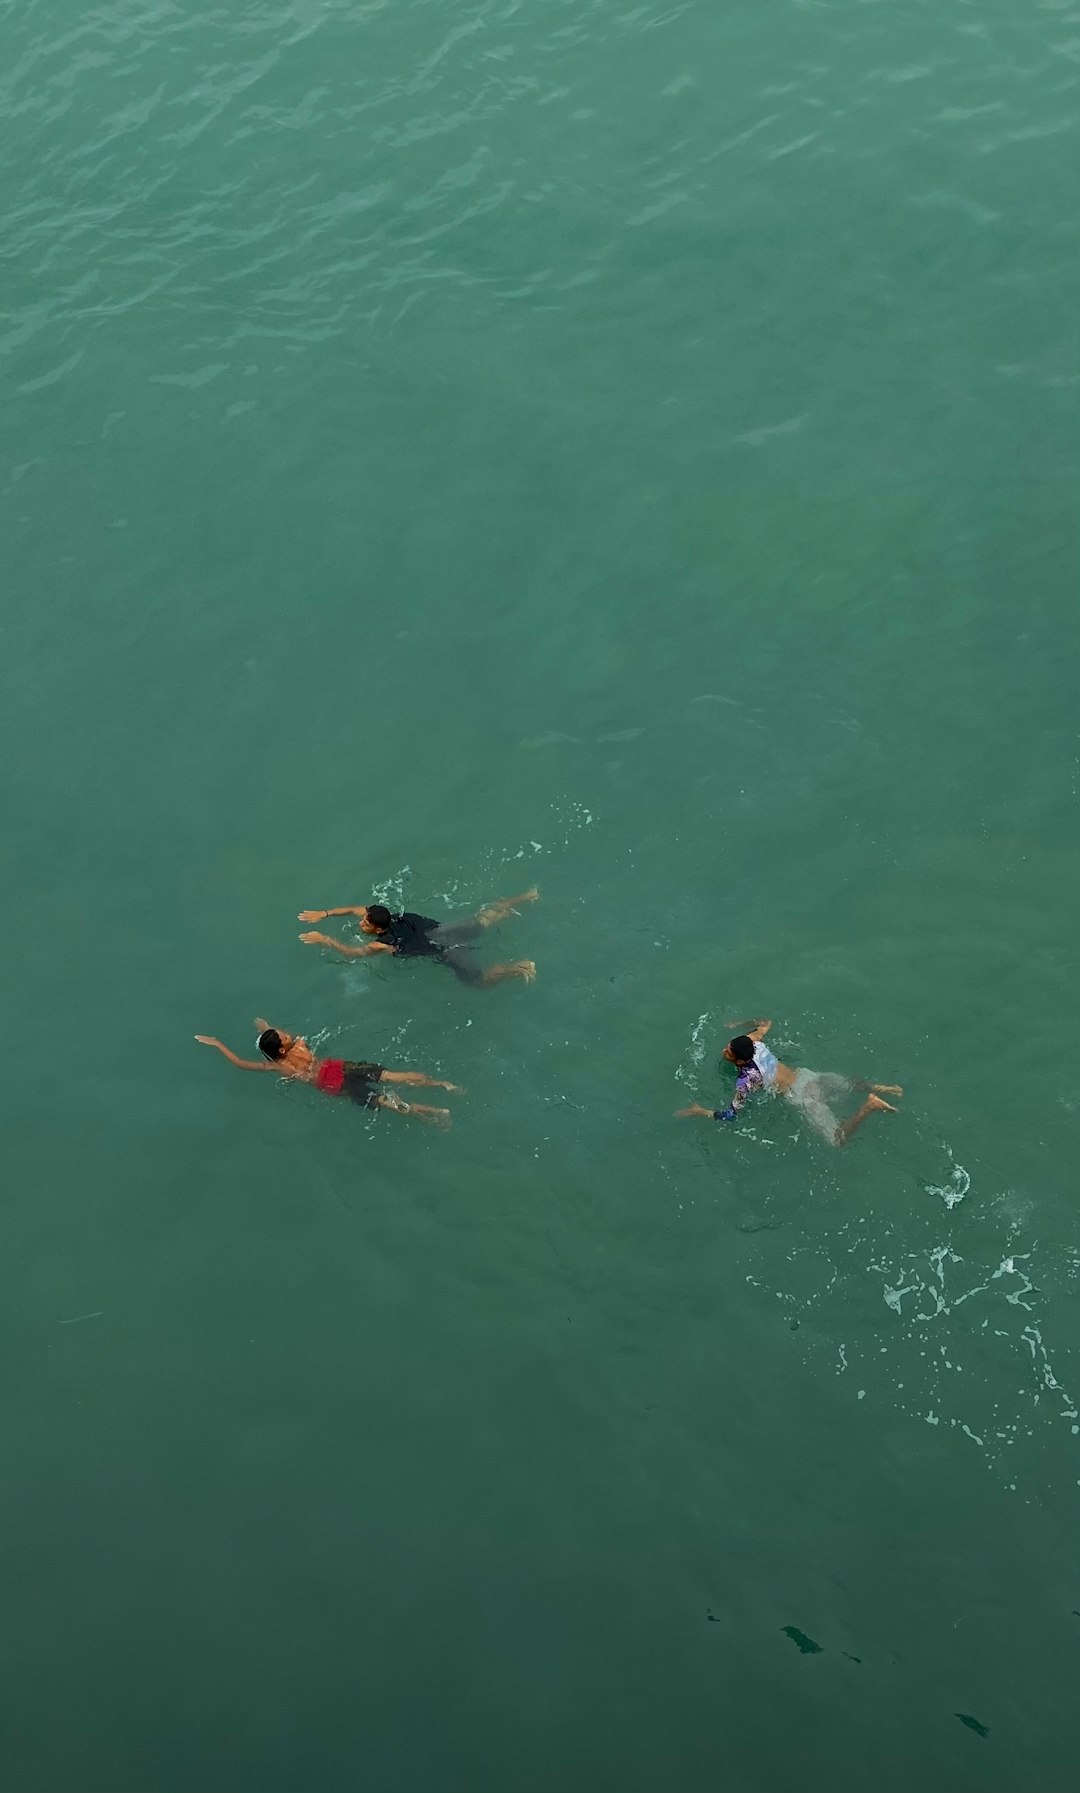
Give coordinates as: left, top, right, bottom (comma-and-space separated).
758, 1212, 1079, 1492
883, 1282, 919, 1314
924, 1146, 970, 1209
370, 863, 412, 910
491, 799, 596, 870
676, 1011, 713, 1091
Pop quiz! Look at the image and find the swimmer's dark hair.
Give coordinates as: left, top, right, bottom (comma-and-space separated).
366, 903, 393, 930
728, 1034, 756, 1064
258, 1029, 284, 1061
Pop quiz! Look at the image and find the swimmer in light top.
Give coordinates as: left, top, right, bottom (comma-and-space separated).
677, 1018, 902, 1147
298, 887, 538, 987
196, 1020, 463, 1126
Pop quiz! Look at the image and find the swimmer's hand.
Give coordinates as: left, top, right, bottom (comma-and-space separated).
676, 1104, 715, 1119
195, 1035, 223, 1050
726, 1017, 772, 1034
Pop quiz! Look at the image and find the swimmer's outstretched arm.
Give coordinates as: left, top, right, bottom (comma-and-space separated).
195, 1036, 277, 1071
380, 1069, 465, 1092
298, 906, 366, 922
677, 1081, 752, 1122
298, 931, 394, 957
726, 1017, 772, 1038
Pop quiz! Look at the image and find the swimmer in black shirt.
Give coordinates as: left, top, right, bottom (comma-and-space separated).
299, 888, 538, 987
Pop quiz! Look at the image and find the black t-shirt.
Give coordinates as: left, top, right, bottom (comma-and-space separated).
383, 912, 443, 957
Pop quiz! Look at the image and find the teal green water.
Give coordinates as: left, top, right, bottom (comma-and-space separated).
3, 2, 1078, 1787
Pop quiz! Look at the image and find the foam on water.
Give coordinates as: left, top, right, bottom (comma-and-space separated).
747, 1208, 1079, 1492
675, 1009, 713, 1092
923, 1145, 971, 1210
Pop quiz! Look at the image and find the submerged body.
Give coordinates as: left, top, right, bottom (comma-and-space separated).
677, 1019, 901, 1148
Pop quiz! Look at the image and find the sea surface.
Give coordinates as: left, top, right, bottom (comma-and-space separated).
2, 2, 1078, 1789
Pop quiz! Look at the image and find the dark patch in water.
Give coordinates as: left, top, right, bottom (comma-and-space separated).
782, 1626, 823, 1655
956, 1713, 989, 1738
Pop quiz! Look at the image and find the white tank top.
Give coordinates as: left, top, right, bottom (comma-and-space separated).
753, 1040, 779, 1088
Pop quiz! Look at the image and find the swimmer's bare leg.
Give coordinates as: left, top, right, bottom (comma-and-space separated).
835, 1091, 897, 1146
478, 958, 536, 986
474, 888, 540, 928
377, 1095, 451, 1128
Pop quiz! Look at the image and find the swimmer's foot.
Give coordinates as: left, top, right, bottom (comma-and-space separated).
480, 958, 536, 986
405, 1103, 452, 1128
872, 1083, 903, 1097
836, 1090, 897, 1145
477, 887, 540, 927
867, 1093, 898, 1114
